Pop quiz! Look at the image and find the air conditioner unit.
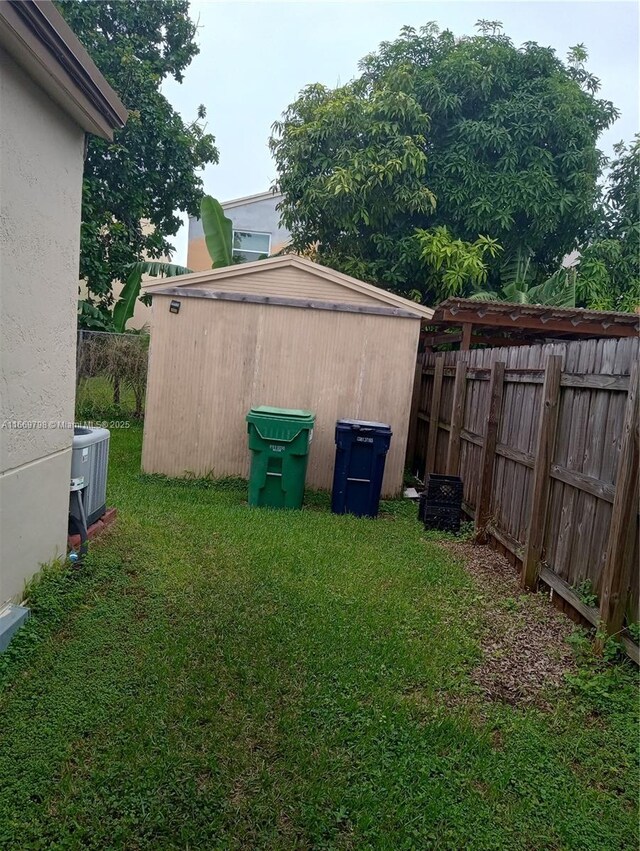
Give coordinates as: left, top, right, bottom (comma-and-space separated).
71, 426, 110, 525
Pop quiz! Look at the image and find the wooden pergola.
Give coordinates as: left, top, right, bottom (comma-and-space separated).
423, 298, 640, 351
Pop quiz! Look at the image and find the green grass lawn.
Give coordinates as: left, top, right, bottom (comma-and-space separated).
76, 376, 139, 420
0, 425, 637, 850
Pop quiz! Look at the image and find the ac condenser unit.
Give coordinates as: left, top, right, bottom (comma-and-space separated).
71, 426, 110, 525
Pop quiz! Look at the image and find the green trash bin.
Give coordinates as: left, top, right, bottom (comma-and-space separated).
246, 406, 315, 509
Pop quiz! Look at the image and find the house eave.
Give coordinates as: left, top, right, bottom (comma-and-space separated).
0, 0, 127, 140
221, 190, 283, 210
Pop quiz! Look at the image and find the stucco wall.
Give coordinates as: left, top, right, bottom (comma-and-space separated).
0, 47, 84, 602
188, 195, 291, 272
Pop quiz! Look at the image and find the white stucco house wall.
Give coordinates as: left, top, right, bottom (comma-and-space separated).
0, 0, 126, 610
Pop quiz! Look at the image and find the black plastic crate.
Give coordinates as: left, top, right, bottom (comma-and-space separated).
423, 503, 461, 533
418, 491, 426, 522
418, 491, 432, 522
424, 474, 463, 507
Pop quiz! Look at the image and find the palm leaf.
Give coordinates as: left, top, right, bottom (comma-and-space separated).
467, 290, 503, 302
500, 246, 533, 288
134, 260, 192, 279
501, 282, 530, 303
201, 195, 233, 268
527, 268, 576, 308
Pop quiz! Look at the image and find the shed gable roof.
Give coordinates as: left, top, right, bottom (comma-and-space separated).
143, 254, 434, 319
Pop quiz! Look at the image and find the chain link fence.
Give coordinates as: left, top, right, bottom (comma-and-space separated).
76, 330, 150, 420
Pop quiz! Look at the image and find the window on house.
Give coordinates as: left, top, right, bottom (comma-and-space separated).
232, 230, 271, 263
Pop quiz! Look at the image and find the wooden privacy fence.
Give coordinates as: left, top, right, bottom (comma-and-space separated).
406, 337, 639, 661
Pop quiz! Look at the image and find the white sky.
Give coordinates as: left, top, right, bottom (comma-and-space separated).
163, 0, 640, 264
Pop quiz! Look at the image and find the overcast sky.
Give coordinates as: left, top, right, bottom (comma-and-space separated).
163, 0, 639, 263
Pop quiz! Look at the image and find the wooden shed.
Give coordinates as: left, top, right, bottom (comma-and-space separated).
141, 255, 433, 496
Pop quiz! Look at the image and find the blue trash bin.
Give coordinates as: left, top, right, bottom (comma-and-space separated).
331, 419, 392, 518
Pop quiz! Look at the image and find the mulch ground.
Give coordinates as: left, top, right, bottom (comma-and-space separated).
443, 540, 578, 710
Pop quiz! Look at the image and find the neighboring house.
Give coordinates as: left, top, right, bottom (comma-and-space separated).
187, 190, 291, 272
0, 1, 126, 610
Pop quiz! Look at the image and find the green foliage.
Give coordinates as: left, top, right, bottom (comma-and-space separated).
576, 136, 640, 311
76, 335, 149, 418
112, 261, 191, 333
470, 258, 577, 307
510, 268, 576, 309
56, 1, 219, 326
77, 299, 115, 331
566, 628, 637, 711
421, 518, 475, 542
98, 192, 231, 333
270, 21, 617, 304
627, 622, 640, 644
565, 662, 631, 708
0, 559, 92, 690
416, 227, 501, 301
200, 196, 234, 269
271, 77, 441, 299
75, 376, 137, 422
572, 579, 598, 609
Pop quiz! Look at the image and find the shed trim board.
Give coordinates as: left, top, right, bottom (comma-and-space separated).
142, 254, 435, 320
154, 287, 424, 319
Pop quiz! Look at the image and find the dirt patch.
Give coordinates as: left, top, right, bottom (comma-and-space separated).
444, 540, 577, 710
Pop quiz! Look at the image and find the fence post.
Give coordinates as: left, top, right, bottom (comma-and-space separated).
521, 355, 563, 590
474, 361, 505, 543
461, 322, 473, 351
597, 359, 639, 646
446, 360, 467, 476
405, 362, 423, 474
425, 355, 445, 476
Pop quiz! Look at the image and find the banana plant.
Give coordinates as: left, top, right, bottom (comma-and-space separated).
469, 247, 577, 308
109, 196, 233, 332
200, 195, 233, 268
112, 261, 192, 333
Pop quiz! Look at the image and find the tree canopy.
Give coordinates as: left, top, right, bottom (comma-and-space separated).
576, 136, 640, 311
57, 0, 219, 326
270, 21, 619, 305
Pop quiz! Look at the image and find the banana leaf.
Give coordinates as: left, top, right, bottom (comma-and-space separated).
112, 261, 191, 333
201, 195, 233, 268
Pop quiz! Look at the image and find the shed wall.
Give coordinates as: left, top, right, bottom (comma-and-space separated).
142, 295, 420, 496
